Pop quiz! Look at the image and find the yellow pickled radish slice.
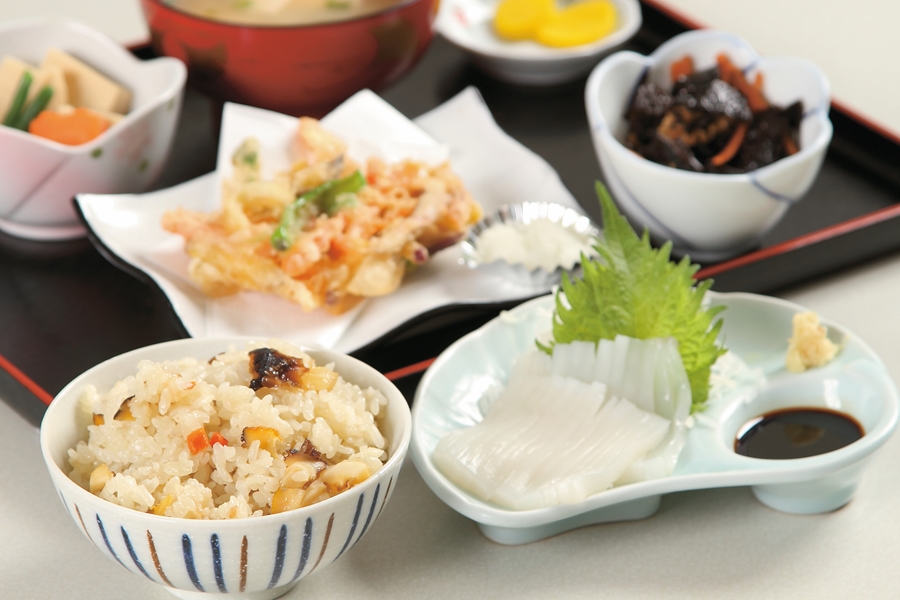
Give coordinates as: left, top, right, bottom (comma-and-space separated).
494, 0, 556, 41
536, 0, 617, 48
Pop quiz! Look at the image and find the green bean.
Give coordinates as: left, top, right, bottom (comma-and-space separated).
3, 71, 33, 127
14, 85, 53, 131
270, 195, 311, 251
270, 170, 366, 250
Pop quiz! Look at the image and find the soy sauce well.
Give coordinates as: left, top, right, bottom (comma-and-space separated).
735, 407, 864, 460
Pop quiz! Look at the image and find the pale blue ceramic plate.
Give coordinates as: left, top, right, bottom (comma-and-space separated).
410, 292, 899, 544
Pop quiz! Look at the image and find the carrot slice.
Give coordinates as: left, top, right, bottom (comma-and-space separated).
210, 431, 229, 447
28, 107, 110, 146
783, 134, 799, 156
716, 54, 769, 113
186, 428, 210, 454
754, 71, 764, 93
711, 122, 749, 167
670, 55, 694, 82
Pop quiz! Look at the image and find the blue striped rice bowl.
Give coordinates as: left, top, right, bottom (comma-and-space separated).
40, 337, 411, 600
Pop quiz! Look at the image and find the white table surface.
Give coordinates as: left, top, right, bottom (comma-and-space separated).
4, 250, 900, 599
3, 1, 900, 598
0, 0, 149, 48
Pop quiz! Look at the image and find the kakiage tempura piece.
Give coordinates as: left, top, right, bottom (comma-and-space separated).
163, 117, 482, 314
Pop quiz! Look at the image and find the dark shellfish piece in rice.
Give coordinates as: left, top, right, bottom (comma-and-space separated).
282, 441, 329, 490
114, 396, 136, 421
92, 395, 137, 425
289, 438, 326, 462
248, 347, 308, 390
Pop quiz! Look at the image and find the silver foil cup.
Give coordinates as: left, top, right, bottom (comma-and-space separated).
459, 202, 601, 292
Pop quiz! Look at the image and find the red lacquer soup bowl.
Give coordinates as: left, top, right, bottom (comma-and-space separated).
140, 0, 437, 116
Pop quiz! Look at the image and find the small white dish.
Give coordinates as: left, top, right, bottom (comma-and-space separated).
459, 201, 600, 291
76, 88, 590, 353
0, 18, 185, 241
410, 292, 899, 545
585, 29, 833, 261
436, 0, 642, 85
40, 337, 411, 600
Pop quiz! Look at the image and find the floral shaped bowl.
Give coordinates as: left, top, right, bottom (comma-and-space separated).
0, 19, 186, 241
435, 0, 642, 85
40, 337, 411, 600
585, 29, 833, 262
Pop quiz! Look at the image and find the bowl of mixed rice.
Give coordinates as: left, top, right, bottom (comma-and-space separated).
40, 337, 411, 600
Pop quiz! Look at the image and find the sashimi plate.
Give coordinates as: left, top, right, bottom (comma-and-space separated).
410, 292, 899, 544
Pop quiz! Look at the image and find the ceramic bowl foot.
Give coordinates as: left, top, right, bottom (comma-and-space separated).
165, 581, 299, 600
751, 462, 867, 514
477, 494, 662, 545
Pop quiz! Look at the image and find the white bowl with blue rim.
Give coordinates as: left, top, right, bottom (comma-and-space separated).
410, 292, 898, 545
584, 29, 833, 262
40, 337, 411, 600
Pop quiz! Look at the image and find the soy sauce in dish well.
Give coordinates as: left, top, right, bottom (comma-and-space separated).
734, 408, 864, 460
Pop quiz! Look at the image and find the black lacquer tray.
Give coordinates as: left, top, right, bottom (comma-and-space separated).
3, 1, 900, 426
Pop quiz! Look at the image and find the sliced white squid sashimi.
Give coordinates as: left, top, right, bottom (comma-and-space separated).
433, 335, 693, 510
491, 396, 670, 510
505, 347, 552, 380
433, 372, 669, 510
484, 378, 612, 499
546, 336, 692, 485
434, 375, 607, 503
619, 348, 693, 483
434, 373, 555, 498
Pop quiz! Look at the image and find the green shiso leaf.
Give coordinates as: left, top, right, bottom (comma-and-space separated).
542, 182, 726, 411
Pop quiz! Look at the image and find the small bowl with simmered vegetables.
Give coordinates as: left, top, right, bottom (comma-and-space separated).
435, 0, 641, 85
0, 19, 185, 241
585, 29, 833, 261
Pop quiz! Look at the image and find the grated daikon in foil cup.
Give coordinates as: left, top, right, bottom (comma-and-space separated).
459, 202, 601, 291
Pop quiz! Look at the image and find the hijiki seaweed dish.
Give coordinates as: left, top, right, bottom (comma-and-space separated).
624, 53, 802, 174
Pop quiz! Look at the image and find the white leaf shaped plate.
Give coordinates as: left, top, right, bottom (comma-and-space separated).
410, 292, 899, 545
76, 87, 588, 353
